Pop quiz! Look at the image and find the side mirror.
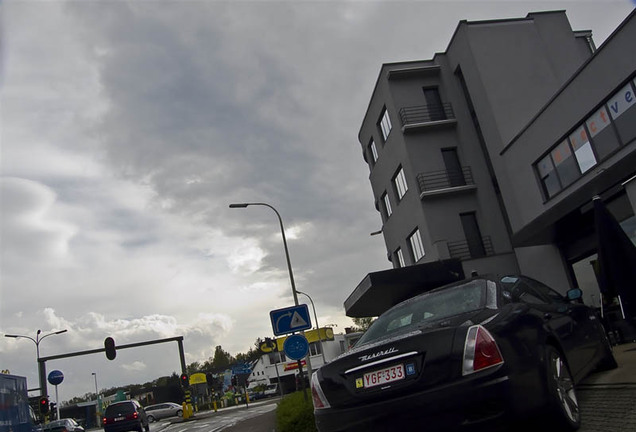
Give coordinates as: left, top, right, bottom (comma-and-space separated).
567, 288, 583, 301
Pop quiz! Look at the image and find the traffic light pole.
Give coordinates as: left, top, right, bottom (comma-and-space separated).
38, 336, 186, 398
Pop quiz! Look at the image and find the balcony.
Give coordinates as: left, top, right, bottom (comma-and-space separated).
447, 236, 494, 261
417, 166, 477, 198
399, 103, 456, 133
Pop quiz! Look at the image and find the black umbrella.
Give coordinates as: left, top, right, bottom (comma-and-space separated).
593, 196, 636, 320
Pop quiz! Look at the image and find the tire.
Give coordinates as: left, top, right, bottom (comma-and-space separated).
147, 416, 155, 424
176, 410, 183, 417
544, 346, 581, 431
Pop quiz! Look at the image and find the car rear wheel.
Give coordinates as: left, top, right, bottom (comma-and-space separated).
147, 416, 155, 423
176, 410, 183, 417
545, 346, 580, 430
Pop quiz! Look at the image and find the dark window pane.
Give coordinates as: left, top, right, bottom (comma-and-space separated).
551, 140, 579, 187
537, 155, 561, 198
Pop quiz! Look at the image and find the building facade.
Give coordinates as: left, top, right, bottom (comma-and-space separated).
353, 10, 636, 317
248, 329, 350, 393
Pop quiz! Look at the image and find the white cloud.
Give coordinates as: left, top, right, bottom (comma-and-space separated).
1, 0, 633, 401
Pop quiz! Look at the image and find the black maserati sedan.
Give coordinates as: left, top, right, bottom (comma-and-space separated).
311, 275, 617, 432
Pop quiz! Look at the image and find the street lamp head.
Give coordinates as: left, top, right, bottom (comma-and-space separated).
53, 329, 68, 335
229, 203, 249, 208
4, 334, 20, 338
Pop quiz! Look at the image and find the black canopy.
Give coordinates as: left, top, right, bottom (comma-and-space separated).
594, 196, 636, 319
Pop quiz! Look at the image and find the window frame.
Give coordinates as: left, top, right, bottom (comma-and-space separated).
393, 166, 408, 200
408, 228, 425, 262
382, 192, 392, 219
379, 107, 392, 142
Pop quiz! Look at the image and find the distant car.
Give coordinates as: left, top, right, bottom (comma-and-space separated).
143, 402, 183, 423
263, 383, 279, 398
248, 389, 266, 401
42, 419, 84, 432
311, 275, 617, 432
102, 400, 149, 432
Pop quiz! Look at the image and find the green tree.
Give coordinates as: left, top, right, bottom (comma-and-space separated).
186, 361, 201, 375
211, 345, 233, 369
352, 317, 375, 331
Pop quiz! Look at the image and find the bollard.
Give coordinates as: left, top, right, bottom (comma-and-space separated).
182, 402, 189, 420
213, 399, 217, 412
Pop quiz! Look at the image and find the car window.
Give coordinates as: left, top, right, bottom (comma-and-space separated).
105, 403, 134, 415
501, 277, 547, 304
356, 279, 488, 346
525, 278, 566, 303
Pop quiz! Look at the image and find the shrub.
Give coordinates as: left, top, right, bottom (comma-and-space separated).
276, 390, 317, 432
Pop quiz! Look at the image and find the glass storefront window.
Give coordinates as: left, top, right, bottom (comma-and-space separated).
569, 125, 596, 174
537, 155, 561, 198
551, 140, 579, 187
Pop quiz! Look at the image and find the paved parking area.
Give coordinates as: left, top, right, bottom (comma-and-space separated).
577, 343, 636, 432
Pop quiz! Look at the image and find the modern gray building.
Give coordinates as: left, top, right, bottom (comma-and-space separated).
347, 10, 636, 322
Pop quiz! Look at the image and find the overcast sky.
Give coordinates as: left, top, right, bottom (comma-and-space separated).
1, 0, 634, 402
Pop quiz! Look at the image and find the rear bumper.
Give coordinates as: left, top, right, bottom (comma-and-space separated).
315, 369, 519, 432
103, 420, 144, 432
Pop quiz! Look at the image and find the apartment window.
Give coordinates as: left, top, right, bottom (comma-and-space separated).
393, 166, 408, 200
309, 342, 322, 356
460, 212, 486, 258
268, 351, 286, 364
408, 229, 425, 262
423, 87, 446, 121
382, 192, 392, 218
442, 148, 466, 187
379, 107, 392, 142
395, 248, 406, 268
369, 139, 379, 164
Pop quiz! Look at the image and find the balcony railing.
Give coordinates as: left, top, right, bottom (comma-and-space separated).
399, 103, 455, 127
417, 166, 474, 193
447, 236, 494, 261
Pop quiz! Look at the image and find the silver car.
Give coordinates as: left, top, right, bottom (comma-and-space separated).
143, 403, 182, 423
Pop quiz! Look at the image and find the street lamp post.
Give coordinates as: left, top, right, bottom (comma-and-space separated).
229, 203, 299, 305
92, 373, 100, 428
229, 202, 312, 395
4, 329, 68, 396
296, 290, 327, 364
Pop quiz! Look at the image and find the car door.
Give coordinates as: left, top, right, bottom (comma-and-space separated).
522, 277, 596, 378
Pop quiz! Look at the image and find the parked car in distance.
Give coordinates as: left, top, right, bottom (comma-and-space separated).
263, 383, 279, 398
102, 400, 149, 432
248, 389, 266, 401
143, 403, 182, 423
42, 419, 84, 432
311, 275, 617, 432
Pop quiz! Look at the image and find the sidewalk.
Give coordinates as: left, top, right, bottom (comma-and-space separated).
580, 342, 636, 387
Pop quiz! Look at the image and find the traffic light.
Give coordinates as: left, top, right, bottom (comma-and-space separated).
180, 373, 189, 388
39, 397, 49, 414
104, 337, 116, 360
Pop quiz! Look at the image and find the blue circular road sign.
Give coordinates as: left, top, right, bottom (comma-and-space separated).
283, 334, 309, 361
48, 370, 64, 386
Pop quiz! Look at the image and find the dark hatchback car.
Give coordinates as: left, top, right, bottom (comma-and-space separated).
102, 400, 149, 432
311, 275, 617, 432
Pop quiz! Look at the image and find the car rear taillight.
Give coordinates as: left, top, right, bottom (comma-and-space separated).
462, 325, 504, 375
310, 371, 331, 409
102, 418, 108, 425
